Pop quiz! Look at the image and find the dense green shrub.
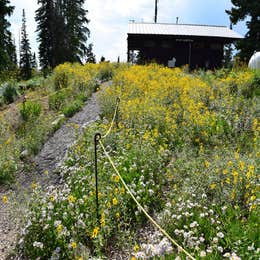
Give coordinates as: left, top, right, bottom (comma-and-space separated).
251, 71, 260, 96
2, 82, 18, 104
54, 71, 69, 90
0, 158, 17, 184
48, 90, 67, 110
62, 100, 83, 117
98, 62, 114, 81
20, 101, 42, 121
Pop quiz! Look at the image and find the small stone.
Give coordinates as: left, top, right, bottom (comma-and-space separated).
20, 150, 29, 159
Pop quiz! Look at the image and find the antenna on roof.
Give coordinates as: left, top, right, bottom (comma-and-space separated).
154, 0, 158, 23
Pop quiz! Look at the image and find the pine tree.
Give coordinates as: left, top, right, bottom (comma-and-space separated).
64, 0, 90, 63
0, 0, 16, 72
31, 52, 37, 69
223, 23, 234, 68
20, 9, 32, 80
35, 0, 55, 70
226, 1, 260, 62
36, 0, 91, 69
86, 43, 96, 63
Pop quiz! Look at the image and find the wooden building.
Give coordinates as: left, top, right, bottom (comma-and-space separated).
127, 22, 243, 69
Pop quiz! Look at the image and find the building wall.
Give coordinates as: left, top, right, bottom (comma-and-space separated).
128, 34, 225, 69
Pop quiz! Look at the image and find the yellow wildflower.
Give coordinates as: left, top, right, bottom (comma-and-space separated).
248, 165, 255, 173
195, 137, 200, 143
226, 178, 231, 184
68, 195, 76, 203
223, 169, 228, 175
239, 161, 245, 171
114, 175, 120, 183
204, 161, 210, 168
2, 195, 8, 204
44, 170, 49, 175
210, 183, 216, 190
112, 198, 118, 206
250, 195, 256, 201
5, 137, 12, 145
50, 195, 55, 202
56, 224, 63, 233
227, 161, 233, 166
70, 241, 77, 250
250, 204, 256, 211
116, 212, 120, 218
231, 190, 236, 200
101, 213, 106, 227
134, 244, 139, 252
91, 227, 99, 239
232, 170, 239, 178
31, 182, 38, 189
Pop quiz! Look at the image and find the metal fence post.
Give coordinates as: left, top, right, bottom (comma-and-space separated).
94, 133, 101, 224
115, 97, 120, 129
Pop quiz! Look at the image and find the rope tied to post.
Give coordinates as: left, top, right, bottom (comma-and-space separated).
94, 97, 195, 260
102, 97, 120, 138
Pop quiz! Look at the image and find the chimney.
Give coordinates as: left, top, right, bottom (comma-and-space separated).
176, 17, 179, 24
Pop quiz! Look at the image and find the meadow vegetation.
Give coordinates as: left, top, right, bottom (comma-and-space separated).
0, 62, 115, 184
1, 63, 259, 259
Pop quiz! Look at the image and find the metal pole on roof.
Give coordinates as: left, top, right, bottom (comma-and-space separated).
154, 0, 158, 23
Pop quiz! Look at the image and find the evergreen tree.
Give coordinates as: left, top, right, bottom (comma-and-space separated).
223, 43, 234, 68
226, 1, 260, 62
85, 43, 96, 63
31, 52, 37, 69
35, 0, 55, 70
64, 0, 90, 63
36, 0, 90, 69
223, 23, 234, 68
0, 0, 16, 72
20, 9, 32, 80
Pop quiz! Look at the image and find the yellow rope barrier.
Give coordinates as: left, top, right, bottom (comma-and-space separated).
102, 98, 120, 138
99, 139, 196, 260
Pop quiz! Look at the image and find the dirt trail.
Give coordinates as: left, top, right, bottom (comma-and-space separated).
0, 89, 102, 259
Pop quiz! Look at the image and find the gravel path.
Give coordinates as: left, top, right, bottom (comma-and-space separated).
0, 90, 101, 260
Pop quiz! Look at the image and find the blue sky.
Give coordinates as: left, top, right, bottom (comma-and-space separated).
9, 0, 248, 62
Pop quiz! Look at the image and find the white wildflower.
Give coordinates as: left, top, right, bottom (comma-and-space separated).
230, 252, 241, 260
213, 237, 218, 243
33, 241, 43, 249
217, 232, 224, 238
190, 221, 198, 228
247, 244, 254, 251
218, 246, 223, 253
223, 252, 231, 258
